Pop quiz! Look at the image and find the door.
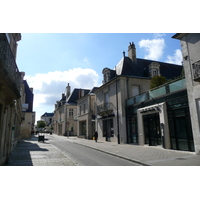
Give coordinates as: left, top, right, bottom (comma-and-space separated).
103, 119, 114, 141
143, 113, 161, 146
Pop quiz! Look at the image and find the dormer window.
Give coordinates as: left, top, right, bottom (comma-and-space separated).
153, 69, 158, 76
149, 62, 160, 78
102, 68, 111, 84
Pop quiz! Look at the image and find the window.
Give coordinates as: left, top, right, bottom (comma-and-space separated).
84, 104, 86, 113
153, 69, 158, 76
104, 93, 109, 103
132, 85, 140, 97
149, 62, 160, 78
79, 106, 81, 115
69, 109, 73, 118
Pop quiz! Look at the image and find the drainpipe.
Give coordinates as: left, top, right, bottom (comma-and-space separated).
126, 77, 129, 99
116, 77, 120, 144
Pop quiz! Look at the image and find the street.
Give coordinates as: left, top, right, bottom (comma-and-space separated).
48, 134, 141, 166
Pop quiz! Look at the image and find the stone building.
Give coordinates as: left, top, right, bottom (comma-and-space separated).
173, 33, 200, 154
0, 33, 22, 165
40, 112, 54, 131
95, 42, 183, 144
76, 87, 98, 139
54, 83, 90, 136
20, 72, 35, 139
41, 112, 54, 125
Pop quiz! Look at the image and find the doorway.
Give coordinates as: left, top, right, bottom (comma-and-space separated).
143, 113, 161, 146
103, 118, 114, 141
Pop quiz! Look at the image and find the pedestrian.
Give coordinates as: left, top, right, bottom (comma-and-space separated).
94, 131, 98, 142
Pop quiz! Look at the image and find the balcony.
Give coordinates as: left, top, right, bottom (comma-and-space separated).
0, 33, 21, 100
192, 60, 200, 81
97, 102, 114, 116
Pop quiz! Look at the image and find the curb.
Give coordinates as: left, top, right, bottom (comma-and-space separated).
73, 142, 150, 166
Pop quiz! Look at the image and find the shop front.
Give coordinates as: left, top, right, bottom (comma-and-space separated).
126, 89, 195, 152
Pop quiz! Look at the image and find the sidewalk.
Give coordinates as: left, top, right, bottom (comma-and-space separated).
4, 134, 200, 166
63, 136, 200, 166
4, 135, 75, 166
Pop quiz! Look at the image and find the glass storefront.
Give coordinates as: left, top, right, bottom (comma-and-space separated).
126, 89, 195, 152
168, 108, 194, 152
127, 116, 138, 144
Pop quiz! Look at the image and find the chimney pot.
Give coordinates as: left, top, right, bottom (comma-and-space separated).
128, 42, 137, 63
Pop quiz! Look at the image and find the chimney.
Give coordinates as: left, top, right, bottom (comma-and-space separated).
79, 89, 82, 98
20, 71, 25, 83
128, 42, 137, 63
62, 93, 65, 99
66, 83, 71, 98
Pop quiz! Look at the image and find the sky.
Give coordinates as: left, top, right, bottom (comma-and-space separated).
16, 33, 182, 122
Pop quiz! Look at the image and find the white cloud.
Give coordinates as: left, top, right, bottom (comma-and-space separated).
154, 33, 166, 38
165, 49, 183, 65
83, 57, 91, 68
138, 38, 165, 60
25, 68, 100, 121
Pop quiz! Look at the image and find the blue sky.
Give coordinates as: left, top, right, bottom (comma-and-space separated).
16, 33, 182, 121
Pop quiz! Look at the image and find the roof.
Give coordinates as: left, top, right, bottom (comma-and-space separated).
23, 80, 34, 112
56, 88, 91, 107
41, 112, 54, 117
172, 33, 188, 40
115, 56, 182, 79
67, 88, 90, 103
89, 87, 99, 94
76, 87, 99, 102
95, 56, 183, 93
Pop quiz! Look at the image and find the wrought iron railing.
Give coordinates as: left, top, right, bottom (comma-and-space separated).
97, 102, 113, 114
192, 60, 200, 81
0, 33, 21, 97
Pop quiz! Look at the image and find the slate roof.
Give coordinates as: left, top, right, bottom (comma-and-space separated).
66, 89, 90, 104
41, 112, 54, 117
56, 88, 91, 107
23, 80, 34, 112
114, 56, 183, 79
89, 87, 99, 94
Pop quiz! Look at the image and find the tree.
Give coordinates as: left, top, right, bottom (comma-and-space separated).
150, 75, 167, 89
37, 120, 46, 129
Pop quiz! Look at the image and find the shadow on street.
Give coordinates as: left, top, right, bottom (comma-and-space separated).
5, 135, 49, 166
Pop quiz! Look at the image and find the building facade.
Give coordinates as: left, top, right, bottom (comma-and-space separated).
40, 112, 54, 131
77, 87, 98, 139
20, 72, 35, 139
95, 42, 183, 144
41, 112, 54, 125
0, 33, 22, 165
54, 83, 90, 136
173, 33, 200, 154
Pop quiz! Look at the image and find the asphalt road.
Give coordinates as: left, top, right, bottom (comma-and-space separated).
48, 135, 140, 166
